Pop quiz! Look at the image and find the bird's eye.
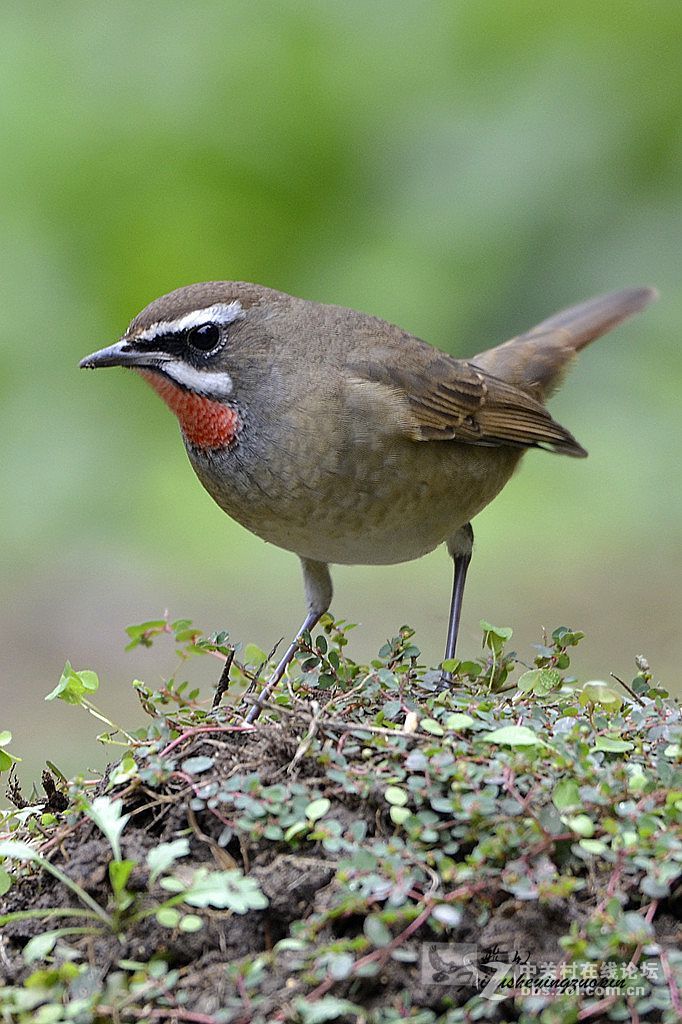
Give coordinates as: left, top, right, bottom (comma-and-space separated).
187, 322, 221, 352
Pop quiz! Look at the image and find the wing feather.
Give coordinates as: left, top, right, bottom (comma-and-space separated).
348, 350, 587, 457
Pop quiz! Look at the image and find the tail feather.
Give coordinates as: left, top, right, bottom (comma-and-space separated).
472, 286, 657, 399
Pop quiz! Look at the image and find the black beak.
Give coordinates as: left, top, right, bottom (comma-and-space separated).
79, 340, 164, 370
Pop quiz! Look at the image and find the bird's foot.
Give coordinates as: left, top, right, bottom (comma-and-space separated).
436, 669, 454, 691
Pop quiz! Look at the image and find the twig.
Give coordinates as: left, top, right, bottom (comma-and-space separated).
610, 672, 645, 706
158, 723, 255, 759
187, 805, 238, 870
211, 647, 235, 709
286, 701, 323, 775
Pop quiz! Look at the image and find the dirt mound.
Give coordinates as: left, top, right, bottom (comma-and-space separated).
1, 621, 681, 1022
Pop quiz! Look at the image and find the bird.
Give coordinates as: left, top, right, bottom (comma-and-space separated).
80, 282, 656, 721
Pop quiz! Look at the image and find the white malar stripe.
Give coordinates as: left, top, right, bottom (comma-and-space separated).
134, 301, 244, 343
164, 362, 234, 398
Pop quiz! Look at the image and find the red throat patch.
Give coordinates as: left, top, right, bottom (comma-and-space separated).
137, 370, 240, 450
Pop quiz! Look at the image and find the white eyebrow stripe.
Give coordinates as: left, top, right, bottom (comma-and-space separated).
163, 362, 234, 398
133, 301, 244, 343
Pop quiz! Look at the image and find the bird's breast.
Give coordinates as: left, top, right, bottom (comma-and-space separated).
185, 427, 522, 566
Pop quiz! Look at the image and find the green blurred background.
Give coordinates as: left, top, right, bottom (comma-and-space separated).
2, 1, 680, 791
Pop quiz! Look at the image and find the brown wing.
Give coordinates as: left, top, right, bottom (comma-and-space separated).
349, 347, 587, 457
343, 286, 657, 459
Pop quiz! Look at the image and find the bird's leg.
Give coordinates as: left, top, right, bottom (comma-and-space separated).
442, 523, 474, 682
244, 558, 332, 723
243, 610, 321, 723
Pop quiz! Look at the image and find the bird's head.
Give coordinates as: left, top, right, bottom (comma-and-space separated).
80, 282, 285, 449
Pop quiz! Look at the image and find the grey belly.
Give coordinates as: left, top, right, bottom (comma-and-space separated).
187, 439, 521, 566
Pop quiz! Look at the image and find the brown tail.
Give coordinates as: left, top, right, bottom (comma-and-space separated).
472, 286, 658, 400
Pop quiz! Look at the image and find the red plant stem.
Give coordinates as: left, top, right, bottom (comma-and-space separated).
660, 949, 682, 1016
578, 995, 618, 1021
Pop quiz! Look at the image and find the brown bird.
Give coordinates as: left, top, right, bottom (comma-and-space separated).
80, 283, 656, 720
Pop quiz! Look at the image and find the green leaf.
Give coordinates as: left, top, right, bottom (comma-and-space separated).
457, 661, 482, 678
364, 914, 392, 947
243, 643, 268, 665
579, 681, 622, 710
552, 627, 585, 646
0, 747, 21, 772
160, 868, 268, 913
147, 838, 190, 883
179, 913, 204, 932
274, 938, 308, 953
627, 765, 649, 792
45, 663, 99, 705
109, 860, 135, 908
563, 814, 595, 837
432, 904, 463, 927
156, 907, 181, 928
181, 755, 215, 774
579, 839, 608, 855
83, 796, 129, 860
327, 952, 354, 980
126, 619, 166, 636
480, 621, 513, 639
595, 735, 634, 753
640, 876, 671, 898
284, 822, 309, 842
23, 930, 61, 963
293, 997, 363, 1024
552, 778, 581, 810
384, 786, 408, 807
109, 754, 138, 786
389, 805, 410, 825
480, 621, 513, 655
124, 620, 167, 650
444, 713, 475, 731
480, 725, 547, 747
517, 668, 561, 695
421, 718, 444, 736
305, 798, 331, 821
0, 839, 43, 861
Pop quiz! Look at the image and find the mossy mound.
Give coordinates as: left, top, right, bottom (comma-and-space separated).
1, 619, 681, 1023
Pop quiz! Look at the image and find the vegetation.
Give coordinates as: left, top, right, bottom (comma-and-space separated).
1, 617, 680, 1023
